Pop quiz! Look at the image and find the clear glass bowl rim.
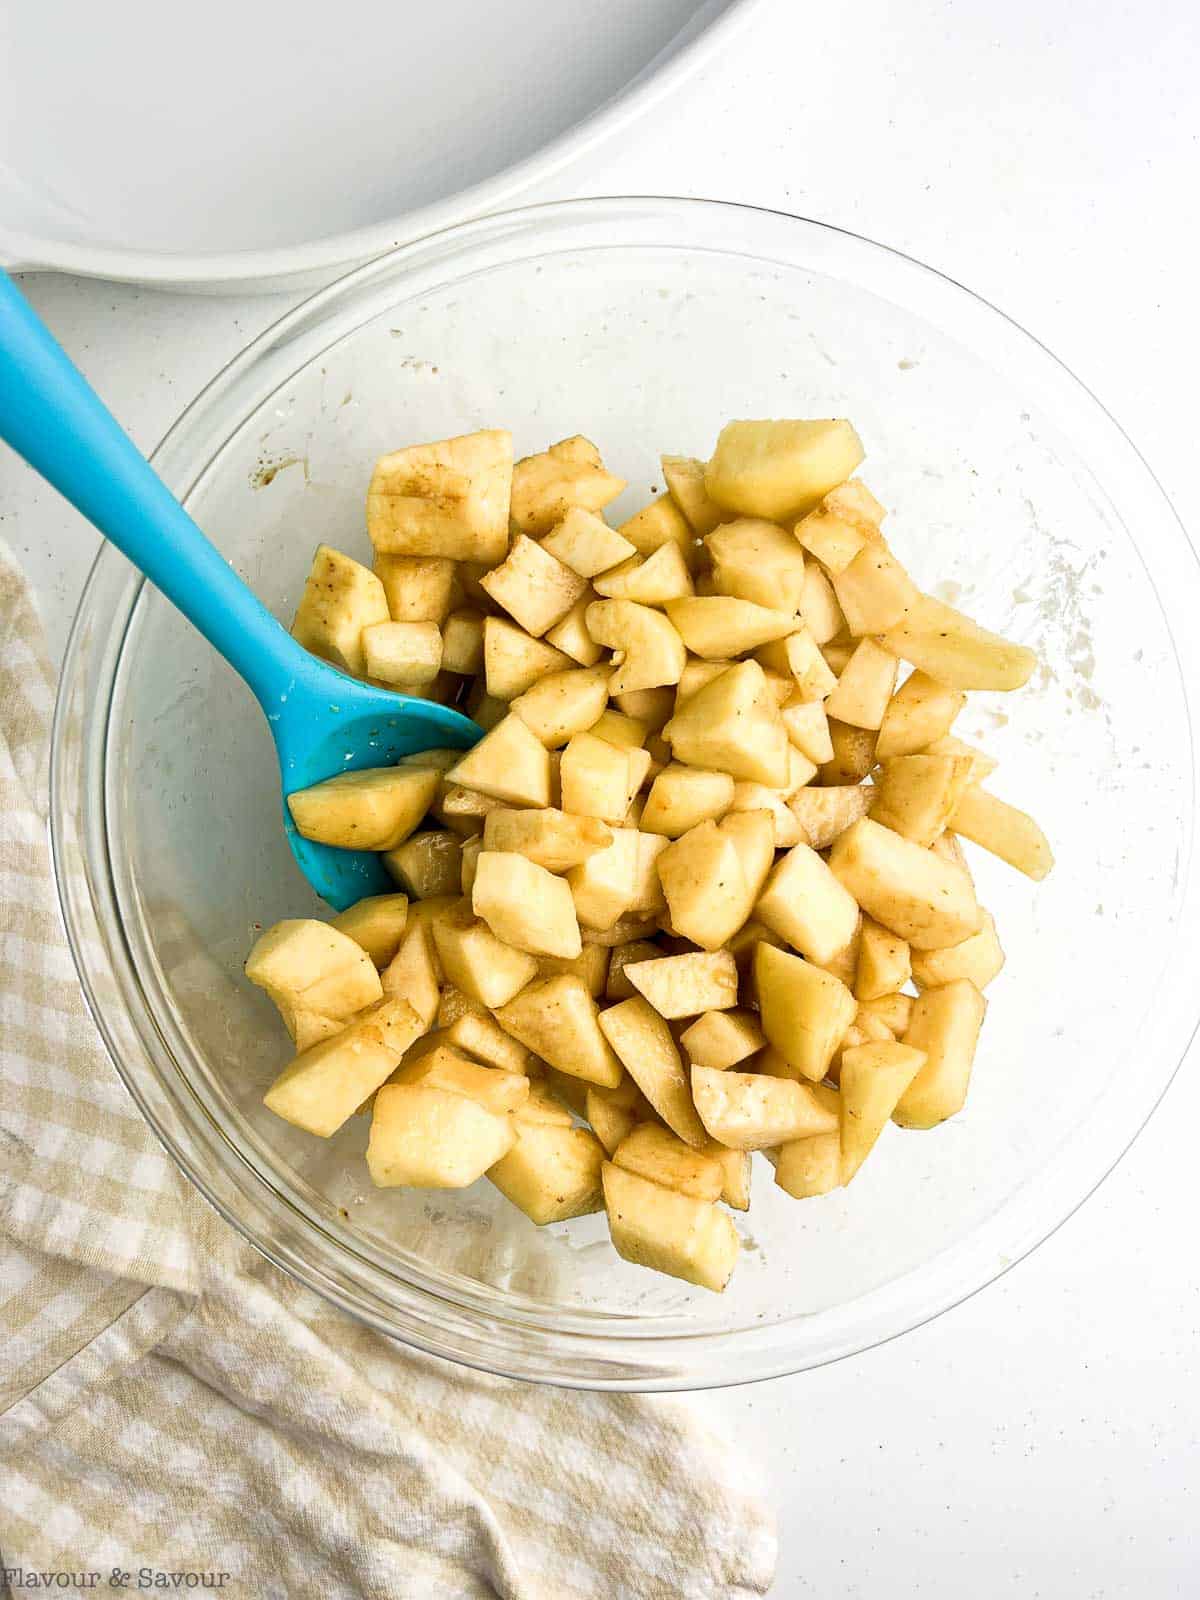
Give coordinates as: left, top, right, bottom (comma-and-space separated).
49, 196, 1200, 1391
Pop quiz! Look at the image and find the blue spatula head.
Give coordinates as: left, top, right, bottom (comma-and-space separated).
269, 661, 480, 912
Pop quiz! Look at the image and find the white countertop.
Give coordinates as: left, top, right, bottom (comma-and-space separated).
4, 1, 1198, 1593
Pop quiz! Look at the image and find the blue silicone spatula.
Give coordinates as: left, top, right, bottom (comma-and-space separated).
0, 270, 480, 911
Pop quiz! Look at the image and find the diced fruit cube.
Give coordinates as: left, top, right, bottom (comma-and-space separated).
692, 1066, 838, 1150
705, 518, 808, 613
755, 842, 860, 966
664, 596, 797, 659
854, 919, 912, 1002
663, 660, 790, 786
510, 436, 625, 535
602, 1163, 739, 1293
367, 429, 513, 564
911, 909, 1004, 991
705, 419, 865, 521
383, 830, 463, 899
373, 554, 457, 624
624, 950, 739, 1019
482, 806, 611, 873
754, 943, 857, 1082
287, 765, 440, 852
640, 764, 734, 838
511, 665, 611, 747
878, 594, 1036, 691
367, 1082, 514, 1187
788, 784, 873, 850
874, 670, 966, 761
330, 894, 409, 969
480, 534, 588, 637
894, 978, 987, 1128
495, 975, 624, 1087
657, 822, 750, 952
824, 638, 898, 729
839, 1041, 927, 1182
445, 714, 552, 808
483, 617, 573, 700
395, 1044, 530, 1114
489, 1122, 607, 1223
661, 454, 725, 536
774, 1130, 842, 1199
264, 997, 425, 1136
585, 599, 687, 694
472, 851, 582, 959
618, 497, 695, 564
362, 620, 442, 688
828, 818, 981, 950
613, 1122, 723, 1199
598, 997, 707, 1147
540, 505, 637, 578
593, 544, 695, 605
870, 754, 974, 847
560, 732, 649, 824
245, 918, 383, 1019
290, 544, 389, 677
679, 1008, 766, 1071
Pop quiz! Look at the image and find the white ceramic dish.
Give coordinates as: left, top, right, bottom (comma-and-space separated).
0, 0, 759, 291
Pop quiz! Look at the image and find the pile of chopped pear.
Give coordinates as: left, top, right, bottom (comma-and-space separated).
247, 419, 1052, 1294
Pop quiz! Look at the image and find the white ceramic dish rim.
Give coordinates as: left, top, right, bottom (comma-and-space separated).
0, 0, 762, 290
49, 197, 1200, 1390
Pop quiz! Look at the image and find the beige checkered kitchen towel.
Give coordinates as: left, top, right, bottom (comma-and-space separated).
0, 539, 776, 1599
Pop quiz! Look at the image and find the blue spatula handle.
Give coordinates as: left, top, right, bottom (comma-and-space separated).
0, 270, 301, 708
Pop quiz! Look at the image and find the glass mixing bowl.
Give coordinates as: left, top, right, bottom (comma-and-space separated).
51, 198, 1200, 1390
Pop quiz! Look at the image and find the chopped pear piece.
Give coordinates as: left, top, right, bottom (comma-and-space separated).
395, 1044, 530, 1115
472, 851, 582, 959
290, 544, 390, 677
445, 714, 552, 808
664, 596, 797, 659
794, 498, 874, 573
286, 765, 439, 852
598, 997, 707, 1147
780, 695, 834, 765
870, 754, 974, 847
825, 638, 898, 729
264, 997, 425, 1137
618, 496, 695, 564
362, 620, 443, 689
755, 843, 861, 966
330, 893, 409, 969
431, 905, 538, 1007
624, 950, 739, 1019
593, 543, 695, 605
380, 919, 441, 1026
830, 543, 921, 635
663, 660, 789, 786
705, 419, 865, 521
540, 505, 637, 578
705, 518, 808, 613
657, 822, 750, 952
895, 979, 987, 1127
922, 735, 998, 786
859, 991, 913, 1036
482, 806, 611, 873
438, 609, 484, 676
819, 720, 878, 786
878, 594, 1037, 691
829, 818, 981, 950
585, 598, 687, 694
874, 671, 967, 761
798, 565, 847, 643
479, 534, 589, 637
567, 828, 640, 930
911, 909, 1005, 991
433, 783, 505, 837
754, 943, 857, 1082
640, 763, 735, 838
439, 1001, 537, 1075
543, 594, 605, 666
855, 919, 912, 1001
510, 665, 611, 747
383, 830, 463, 899
788, 783, 873, 850
840, 1041, 927, 1181
482, 617, 574, 700
587, 1090, 639, 1156
947, 786, 1054, 880
246, 918, 383, 1020
757, 626, 838, 701
602, 1163, 739, 1293
367, 1082, 514, 1187
516, 1084, 576, 1126
510, 435, 625, 535
679, 1008, 766, 1072
676, 657, 733, 702
373, 554, 457, 625
367, 429, 512, 564
489, 1122, 607, 1223
535, 941, 610, 997
559, 732, 650, 824
613, 1122, 723, 1200
692, 1065, 838, 1150
661, 454, 725, 536
495, 975, 624, 1087
774, 1129, 843, 1199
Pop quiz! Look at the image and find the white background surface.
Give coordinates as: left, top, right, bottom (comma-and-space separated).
3, 1, 1198, 1593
